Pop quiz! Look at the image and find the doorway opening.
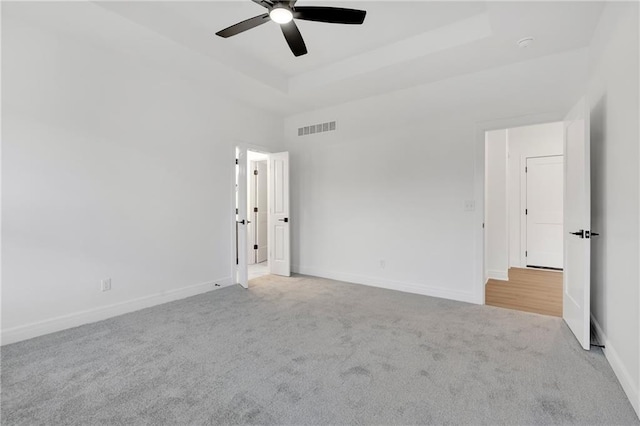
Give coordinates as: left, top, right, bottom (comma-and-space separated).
247, 150, 269, 281
484, 122, 564, 317
234, 146, 291, 289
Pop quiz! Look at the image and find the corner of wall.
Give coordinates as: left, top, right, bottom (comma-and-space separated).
293, 265, 479, 305
1, 277, 235, 346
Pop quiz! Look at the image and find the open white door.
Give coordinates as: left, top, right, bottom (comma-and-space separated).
268, 152, 290, 276
256, 161, 268, 263
563, 97, 591, 350
236, 147, 248, 288
247, 160, 257, 265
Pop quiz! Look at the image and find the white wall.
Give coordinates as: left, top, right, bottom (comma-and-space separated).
485, 129, 508, 281
284, 48, 588, 304
587, 2, 640, 417
1, 15, 283, 343
507, 122, 564, 267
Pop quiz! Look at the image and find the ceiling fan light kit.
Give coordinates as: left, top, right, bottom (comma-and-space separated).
216, 0, 367, 57
269, 7, 293, 24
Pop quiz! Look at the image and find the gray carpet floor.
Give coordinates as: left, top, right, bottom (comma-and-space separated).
2, 274, 638, 425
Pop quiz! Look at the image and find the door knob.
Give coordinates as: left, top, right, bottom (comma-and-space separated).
238, 220, 246, 225
570, 230, 585, 238
278, 218, 289, 223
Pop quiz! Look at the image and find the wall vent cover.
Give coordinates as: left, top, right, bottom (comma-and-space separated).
298, 121, 336, 137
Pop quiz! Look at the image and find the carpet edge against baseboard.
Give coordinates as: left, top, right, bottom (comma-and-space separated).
293, 265, 478, 305
591, 313, 640, 419
1, 277, 235, 346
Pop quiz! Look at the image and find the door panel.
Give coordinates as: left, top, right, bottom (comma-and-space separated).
526, 156, 564, 269
275, 226, 285, 260
563, 97, 591, 350
236, 147, 248, 288
268, 152, 290, 276
274, 159, 285, 213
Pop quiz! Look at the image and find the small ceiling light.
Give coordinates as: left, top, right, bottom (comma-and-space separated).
517, 37, 535, 48
270, 7, 293, 24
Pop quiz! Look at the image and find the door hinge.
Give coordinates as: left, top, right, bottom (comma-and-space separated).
254, 244, 258, 250
236, 158, 238, 165
235, 208, 238, 214
254, 207, 258, 212
525, 166, 528, 172
525, 251, 528, 257
525, 208, 528, 215
254, 169, 258, 175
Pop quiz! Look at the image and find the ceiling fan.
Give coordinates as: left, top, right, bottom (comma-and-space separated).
216, 0, 367, 57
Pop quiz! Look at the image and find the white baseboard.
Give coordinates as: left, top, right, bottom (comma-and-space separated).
591, 313, 640, 419
1, 276, 234, 346
487, 269, 509, 281
293, 265, 478, 305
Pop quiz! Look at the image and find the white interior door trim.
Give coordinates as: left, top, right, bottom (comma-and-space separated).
520, 153, 527, 267
232, 143, 272, 289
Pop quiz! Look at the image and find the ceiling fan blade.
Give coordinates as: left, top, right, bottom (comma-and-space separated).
280, 21, 307, 57
216, 13, 270, 38
293, 6, 366, 25
251, 0, 274, 9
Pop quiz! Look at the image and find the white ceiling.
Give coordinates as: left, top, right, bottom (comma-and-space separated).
162, 1, 489, 76
5, 1, 605, 115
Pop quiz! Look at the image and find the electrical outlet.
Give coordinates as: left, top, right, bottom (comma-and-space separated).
101, 278, 112, 292
464, 200, 476, 212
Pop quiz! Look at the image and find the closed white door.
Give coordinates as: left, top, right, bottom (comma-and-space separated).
526, 156, 564, 269
268, 152, 290, 276
563, 97, 591, 350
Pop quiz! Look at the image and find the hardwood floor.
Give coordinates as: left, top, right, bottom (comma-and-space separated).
485, 268, 563, 317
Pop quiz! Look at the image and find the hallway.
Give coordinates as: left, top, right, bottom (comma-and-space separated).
486, 268, 563, 317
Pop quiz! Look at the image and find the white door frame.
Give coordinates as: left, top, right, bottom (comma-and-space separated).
231, 143, 273, 288
474, 111, 568, 305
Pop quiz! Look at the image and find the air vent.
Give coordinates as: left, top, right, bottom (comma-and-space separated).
298, 121, 336, 137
